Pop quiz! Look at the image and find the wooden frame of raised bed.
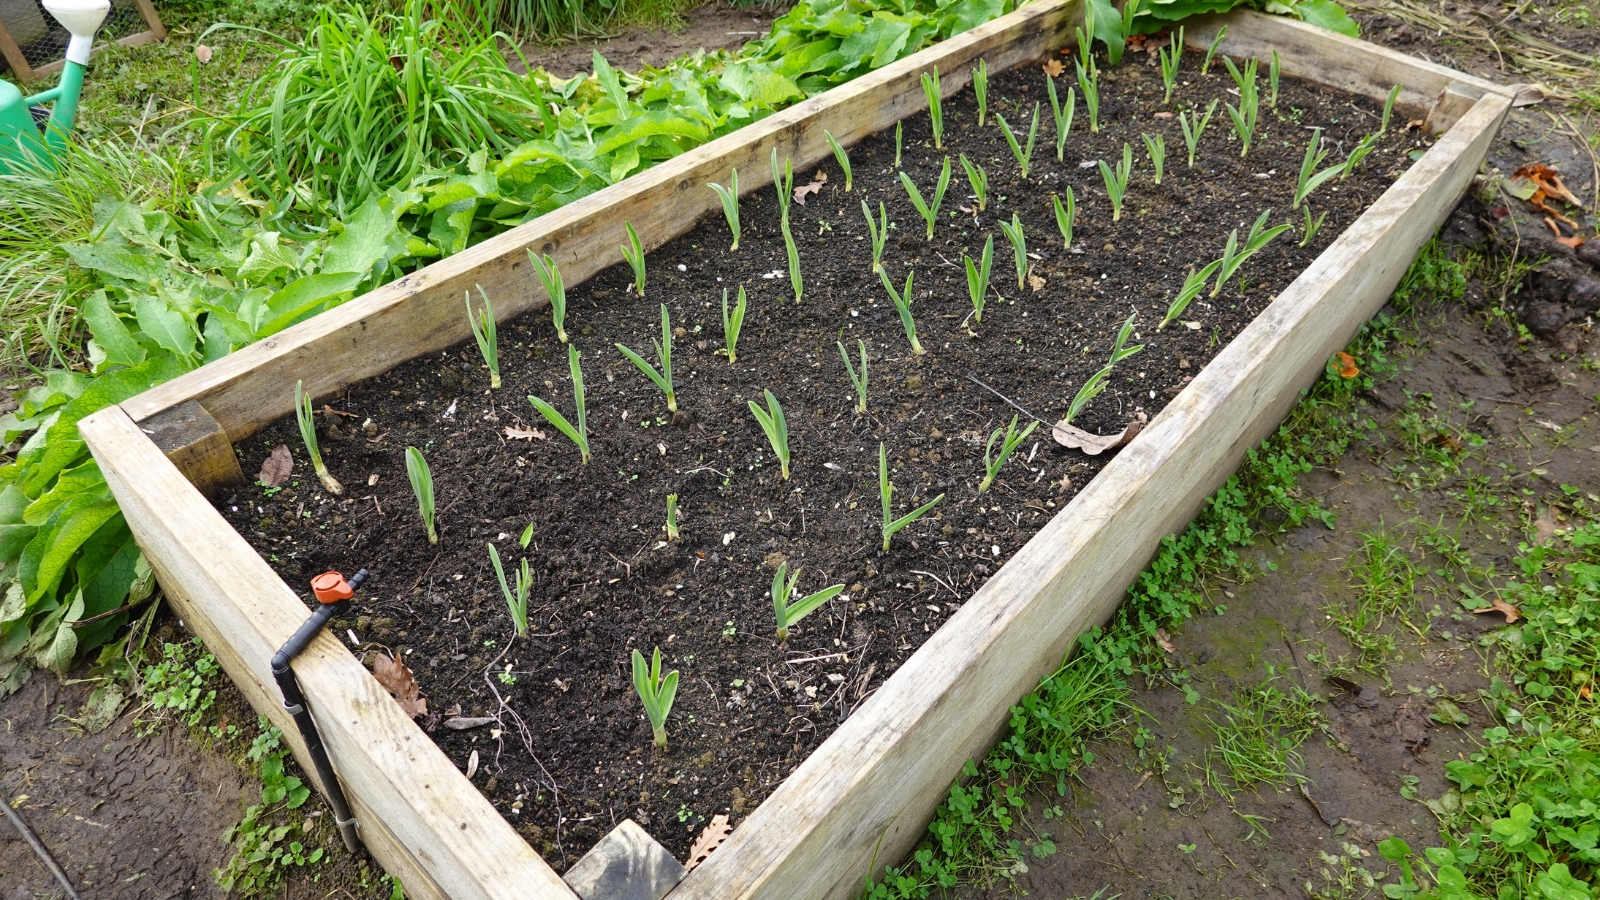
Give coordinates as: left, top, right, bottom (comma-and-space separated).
77, 3, 1512, 898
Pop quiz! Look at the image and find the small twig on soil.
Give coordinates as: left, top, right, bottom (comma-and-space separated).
910, 569, 959, 598
1, 799, 82, 900
784, 650, 851, 665
966, 375, 1051, 426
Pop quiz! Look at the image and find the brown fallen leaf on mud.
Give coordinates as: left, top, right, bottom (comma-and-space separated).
1510, 164, 1582, 227
373, 653, 427, 718
1052, 411, 1146, 456
444, 716, 497, 730
1474, 597, 1521, 624
1027, 273, 1046, 292
1395, 699, 1430, 753
793, 173, 826, 205
1042, 58, 1064, 77
503, 426, 546, 441
686, 813, 732, 871
259, 444, 294, 487
1154, 629, 1176, 654
1329, 675, 1382, 709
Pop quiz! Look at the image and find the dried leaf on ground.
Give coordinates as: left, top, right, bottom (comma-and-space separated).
793, 179, 825, 204
1042, 59, 1064, 77
444, 716, 497, 730
373, 652, 428, 718
259, 444, 294, 487
1052, 411, 1146, 456
504, 426, 547, 441
1154, 629, 1176, 654
1339, 818, 1388, 846
686, 814, 732, 871
1395, 699, 1430, 752
1027, 273, 1046, 292
1510, 163, 1582, 227
194, 44, 212, 63
1473, 597, 1521, 624
1509, 83, 1545, 107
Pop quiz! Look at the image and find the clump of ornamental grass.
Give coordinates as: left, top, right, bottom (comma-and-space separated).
405, 446, 437, 544
973, 58, 988, 126
879, 442, 943, 552
620, 222, 646, 296
771, 563, 845, 641
825, 130, 853, 191
709, 168, 741, 250
295, 380, 343, 495
1053, 188, 1076, 248
1222, 57, 1259, 157
922, 67, 944, 149
1076, 62, 1100, 133
996, 104, 1040, 179
1179, 99, 1218, 167
1293, 128, 1342, 209
782, 216, 803, 303
1047, 77, 1074, 162
1159, 27, 1183, 104
466, 287, 500, 389
839, 339, 868, 414
1098, 143, 1133, 222
487, 542, 531, 636
615, 304, 677, 413
748, 389, 791, 479
960, 155, 988, 211
1143, 133, 1166, 185
965, 235, 994, 325
1158, 259, 1223, 330
877, 266, 924, 355
979, 415, 1038, 492
1202, 25, 1227, 74
900, 157, 952, 241
1212, 210, 1292, 297
529, 251, 569, 343
863, 200, 889, 272
529, 345, 591, 463
998, 214, 1027, 291
664, 494, 680, 540
631, 647, 679, 749
719, 286, 747, 363
1065, 314, 1142, 425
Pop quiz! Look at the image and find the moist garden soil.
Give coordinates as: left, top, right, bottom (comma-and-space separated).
219, 47, 1424, 866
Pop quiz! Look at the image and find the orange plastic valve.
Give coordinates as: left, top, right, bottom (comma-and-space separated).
310, 571, 355, 604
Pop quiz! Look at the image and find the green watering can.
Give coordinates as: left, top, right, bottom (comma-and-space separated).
0, 0, 110, 173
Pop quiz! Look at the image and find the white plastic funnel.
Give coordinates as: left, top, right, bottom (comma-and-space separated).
42, 0, 109, 65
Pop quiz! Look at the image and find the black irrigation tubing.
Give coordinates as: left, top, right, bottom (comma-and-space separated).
1, 796, 83, 900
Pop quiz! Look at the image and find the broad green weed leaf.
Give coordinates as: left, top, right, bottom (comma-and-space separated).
83, 291, 146, 371
133, 295, 197, 360
1294, 0, 1360, 36
255, 271, 365, 336
34, 592, 82, 674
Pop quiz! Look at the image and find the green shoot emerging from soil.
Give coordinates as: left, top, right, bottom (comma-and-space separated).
839, 339, 869, 414
1341, 132, 1378, 180
1299, 206, 1328, 248
960, 155, 988, 212
1066, 314, 1143, 424
1222, 56, 1259, 157
782, 216, 803, 303
1202, 25, 1227, 74
1268, 49, 1280, 108
1143, 132, 1166, 185
1212, 209, 1291, 297
295, 380, 343, 496
1380, 83, 1400, 131
529, 251, 569, 343
863, 200, 889, 271
747, 389, 791, 479
405, 447, 437, 544
1098, 143, 1133, 222
631, 647, 679, 749
973, 58, 988, 126
1179, 99, 1218, 167
1076, 62, 1100, 133
1075, 8, 1095, 75
894, 121, 903, 168
979, 415, 1038, 492
529, 345, 591, 464
620, 222, 646, 297
1293, 128, 1341, 209
771, 148, 794, 221
825, 130, 853, 191
771, 563, 845, 641
995, 104, 1040, 179
1054, 188, 1076, 248
1108, 0, 1142, 67
466, 287, 500, 389
1159, 259, 1224, 330
998, 214, 1027, 291
615, 304, 677, 413
879, 442, 944, 553
900, 157, 952, 241
965, 235, 994, 324
1159, 27, 1183, 104
719, 287, 747, 363
709, 168, 741, 250
664, 494, 680, 541
877, 266, 924, 355
1047, 77, 1074, 162
922, 67, 943, 149
486, 542, 531, 636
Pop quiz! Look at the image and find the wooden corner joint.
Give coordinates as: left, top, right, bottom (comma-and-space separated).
136, 400, 246, 499
563, 820, 686, 900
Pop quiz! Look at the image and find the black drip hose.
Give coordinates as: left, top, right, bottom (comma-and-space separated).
1, 798, 82, 900
270, 568, 368, 855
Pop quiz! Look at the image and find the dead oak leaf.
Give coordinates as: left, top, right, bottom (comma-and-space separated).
1473, 598, 1521, 624
793, 179, 825, 205
259, 444, 294, 487
504, 425, 547, 441
1052, 411, 1146, 456
373, 653, 428, 718
1042, 59, 1065, 78
1155, 629, 1176, 654
686, 813, 731, 872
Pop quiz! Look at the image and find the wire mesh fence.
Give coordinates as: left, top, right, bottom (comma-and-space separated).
1, 0, 149, 73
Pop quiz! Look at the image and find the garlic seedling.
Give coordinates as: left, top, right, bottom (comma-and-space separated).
1159, 27, 1183, 104
1299, 206, 1327, 248
620, 222, 646, 296
1222, 57, 1259, 157
1053, 188, 1076, 248
708, 168, 741, 250
1268, 49, 1280, 108
839, 339, 869, 414
466, 287, 500, 389
1076, 61, 1100, 133
877, 266, 924, 356
1380, 84, 1400, 132
665, 494, 680, 541
631, 647, 679, 748
1143, 133, 1166, 185
899, 157, 952, 241
295, 380, 343, 495
771, 147, 794, 221
998, 213, 1027, 291
782, 216, 803, 303
1201, 25, 1227, 74
405, 446, 437, 544
996, 104, 1040, 179
528, 251, 569, 343
615, 303, 677, 413
1065, 314, 1143, 425
487, 542, 531, 636
960, 154, 988, 212
965, 235, 994, 325
979, 415, 1038, 492
863, 200, 889, 272
1211, 210, 1291, 297
1179, 99, 1218, 168
747, 389, 791, 480
1158, 259, 1223, 330
825, 130, 853, 191
879, 442, 944, 552
528, 345, 591, 463
973, 58, 989, 126
922, 67, 944, 149
719, 286, 747, 363
771, 563, 845, 641
1293, 128, 1342, 210
1047, 77, 1074, 162
1098, 143, 1133, 222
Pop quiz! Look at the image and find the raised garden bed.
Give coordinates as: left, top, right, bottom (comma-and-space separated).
77, 3, 1513, 899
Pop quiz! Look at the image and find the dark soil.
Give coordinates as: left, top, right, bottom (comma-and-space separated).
520, 1, 785, 77
219, 52, 1423, 865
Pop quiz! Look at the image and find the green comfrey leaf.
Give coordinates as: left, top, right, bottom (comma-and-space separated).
133, 294, 198, 361
83, 291, 147, 372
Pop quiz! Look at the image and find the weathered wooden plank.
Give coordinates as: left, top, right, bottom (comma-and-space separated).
120, 0, 1087, 436
141, 400, 245, 498
668, 90, 1511, 900
0, 17, 34, 83
131, 0, 167, 41
77, 405, 581, 900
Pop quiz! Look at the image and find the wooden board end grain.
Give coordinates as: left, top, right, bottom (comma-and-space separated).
141, 400, 246, 498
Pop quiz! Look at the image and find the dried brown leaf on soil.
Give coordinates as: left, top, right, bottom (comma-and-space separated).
373, 652, 427, 718
793, 177, 825, 205
194, 44, 212, 63
1339, 818, 1388, 846
504, 426, 547, 441
259, 444, 293, 487
1051, 412, 1146, 456
1028, 273, 1046, 292
1154, 629, 1176, 654
1395, 699, 1430, 752
686, 814, 731, 871
1042, 59, 1064, 77
1474, 597, 1521, 624
444, 716, 497, 730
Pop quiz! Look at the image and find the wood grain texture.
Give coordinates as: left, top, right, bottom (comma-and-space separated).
668, 90, 1511, 900
142, 400, 245, 498
78, 405, 580, 900
0, 17, 33, 82
120, 0, 1086, 436
130, 0, 167, 41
